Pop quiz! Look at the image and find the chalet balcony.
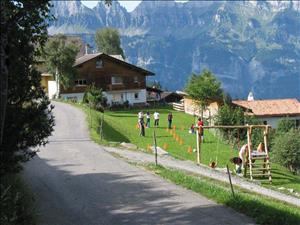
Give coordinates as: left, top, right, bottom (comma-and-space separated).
107, 82, 144, 91
107, 84, 125, 91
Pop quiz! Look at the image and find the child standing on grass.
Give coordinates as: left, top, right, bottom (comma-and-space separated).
167, 112, 173, 129
146, 112, 150, 128
189, 124, 195, 134
154, 111, 159, 127
237, 144, 249, 173
138, 111, 145, 136
197, 118, 204, 142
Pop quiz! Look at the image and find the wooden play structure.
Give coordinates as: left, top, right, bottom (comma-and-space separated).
196, 125, 272, 182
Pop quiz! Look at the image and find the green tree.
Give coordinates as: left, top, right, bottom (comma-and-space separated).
83, 84, 106, 140
277, 118, 296, 133
272, 130, 300, 174
0, 0, 54, 175
95, 28, 125, 59
215, 104, 265, 148
43, 34, 79, 98
215, 104, 246, 142
185, 69, 223, 118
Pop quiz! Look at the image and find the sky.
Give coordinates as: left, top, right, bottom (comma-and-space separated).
82, 1, 189, 12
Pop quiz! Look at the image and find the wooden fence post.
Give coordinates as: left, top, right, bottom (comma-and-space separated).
153, 130, 158, 166
196, 129, 201, 165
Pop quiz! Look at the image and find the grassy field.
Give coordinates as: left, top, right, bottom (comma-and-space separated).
75, 103, 300, 195
86, 105, 234, 164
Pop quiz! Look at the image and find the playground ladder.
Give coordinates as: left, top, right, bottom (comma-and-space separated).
245, 151, 272, 182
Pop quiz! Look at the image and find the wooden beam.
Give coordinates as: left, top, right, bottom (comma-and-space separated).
197, 125, 271, 129
196, 129, 200, 164
247, 127, 253, 180
264, 126, 272, 183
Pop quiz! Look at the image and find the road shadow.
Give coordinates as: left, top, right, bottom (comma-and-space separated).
23, 154, 255, 225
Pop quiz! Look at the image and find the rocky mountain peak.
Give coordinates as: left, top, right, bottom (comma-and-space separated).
51, 0, 93, 17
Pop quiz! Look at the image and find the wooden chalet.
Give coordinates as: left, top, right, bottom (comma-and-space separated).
60, 53, 154, 105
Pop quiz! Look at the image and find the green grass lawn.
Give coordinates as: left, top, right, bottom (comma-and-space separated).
76, 103, 300, 195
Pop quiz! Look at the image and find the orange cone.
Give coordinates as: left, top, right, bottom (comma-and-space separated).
163, 143, 168, 150
179, 139, 183, 145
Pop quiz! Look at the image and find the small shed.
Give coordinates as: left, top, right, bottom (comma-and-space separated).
160, 92, 183, 103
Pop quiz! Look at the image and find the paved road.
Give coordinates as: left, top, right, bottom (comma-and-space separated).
23, 102, 254, 225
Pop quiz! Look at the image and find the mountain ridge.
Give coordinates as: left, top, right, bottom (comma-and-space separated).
48, 0, 300, 99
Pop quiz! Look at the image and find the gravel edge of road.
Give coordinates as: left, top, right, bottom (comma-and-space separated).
103, 146, 300, 208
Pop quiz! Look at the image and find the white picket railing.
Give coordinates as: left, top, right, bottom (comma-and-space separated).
172, 102, 184, 111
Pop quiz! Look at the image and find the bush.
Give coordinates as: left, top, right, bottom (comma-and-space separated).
272, 130, 300, 174
277, 118, 296, 133
83, 84, 105, 112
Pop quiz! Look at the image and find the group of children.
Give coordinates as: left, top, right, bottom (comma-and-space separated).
137, 111, 173, 136
138, 111, 204, 138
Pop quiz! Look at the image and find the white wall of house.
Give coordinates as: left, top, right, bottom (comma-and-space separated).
61, 93, 85, 101
258, 116, 300, 129
104, 89, 146, 105
48, 81, 57, 99
184, 98, 219, 119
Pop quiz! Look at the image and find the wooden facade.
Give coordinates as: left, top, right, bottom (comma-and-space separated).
61, 54, 153, 94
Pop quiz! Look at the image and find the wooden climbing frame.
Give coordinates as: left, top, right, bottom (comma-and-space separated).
195, 124, 272, 182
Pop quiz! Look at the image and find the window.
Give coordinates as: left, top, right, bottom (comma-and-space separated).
74, 79, 87, 86
96, 58, 103, 68
112, 93, 122, 102
134, 93, 139, 99
134, 76, 139, 83
111, 76, 123, 85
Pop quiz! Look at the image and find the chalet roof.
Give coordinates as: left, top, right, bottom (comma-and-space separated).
161, 92, 182, 99
74, 53, 154, 76
176, 91, 188, 96
232, 99, 300, 117
74, 53, 101, 67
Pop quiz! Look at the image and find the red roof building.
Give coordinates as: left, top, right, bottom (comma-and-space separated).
232, 99, 300, 128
